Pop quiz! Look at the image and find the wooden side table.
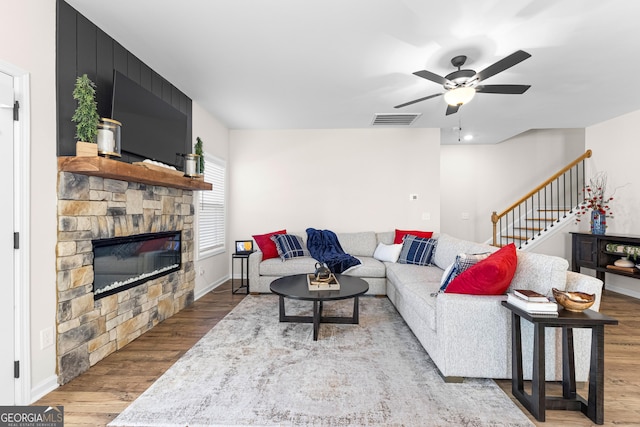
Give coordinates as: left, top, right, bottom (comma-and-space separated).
501, 301, 618, 424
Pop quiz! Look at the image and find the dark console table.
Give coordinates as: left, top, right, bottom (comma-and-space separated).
571, 232, 640, 284
502, 301, 618, 424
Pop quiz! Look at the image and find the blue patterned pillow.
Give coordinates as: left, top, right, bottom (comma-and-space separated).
397, 235, 438, 266
439, 252, 491, 291
270, 234, 309, 260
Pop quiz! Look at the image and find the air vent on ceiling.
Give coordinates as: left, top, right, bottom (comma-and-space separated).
371, 113, 421, 126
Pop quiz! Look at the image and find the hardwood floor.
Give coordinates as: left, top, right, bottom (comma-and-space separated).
36, 284, 639, 426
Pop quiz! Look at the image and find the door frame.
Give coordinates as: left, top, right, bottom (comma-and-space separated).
0, 59, 31, 405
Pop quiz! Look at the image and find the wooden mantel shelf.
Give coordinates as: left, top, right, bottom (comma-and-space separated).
58, 156, 212, 191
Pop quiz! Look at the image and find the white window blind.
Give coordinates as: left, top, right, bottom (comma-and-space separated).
199, 153, 225, 255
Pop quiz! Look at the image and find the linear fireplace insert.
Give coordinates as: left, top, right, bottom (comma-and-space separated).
92, 231, 181, 299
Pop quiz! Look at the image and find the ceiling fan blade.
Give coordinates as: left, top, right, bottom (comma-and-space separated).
413, 70, 450, 86
476, 84, 531, 94
394, 93, 443, 109
445, 104, 459, 116
475, 50, 531, 82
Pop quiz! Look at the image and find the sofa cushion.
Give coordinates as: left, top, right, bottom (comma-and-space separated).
398, 236, 437, 266
271, 234, 309, 260
373, 242, 403, 263
376, 231, 395, 245
342, 257, 386, 278
386, 263, 444, 292
432, 233, 497, 270
337, 232, 378, 257
259, 256, 316, 276
445, 243, 517, 295
402, 281, 439, 332
394, 229, 434, 244
508, 250, 569, 295
253, 229, 287, 260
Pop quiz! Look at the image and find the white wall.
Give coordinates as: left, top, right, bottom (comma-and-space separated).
440, 129, 585, 242
585, 110, 640, 298
229, 128, 440, 244
1, 0, 58, 400
192, 102, 230, 297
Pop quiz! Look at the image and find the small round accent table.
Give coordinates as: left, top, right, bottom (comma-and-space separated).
270, 274, 369, 340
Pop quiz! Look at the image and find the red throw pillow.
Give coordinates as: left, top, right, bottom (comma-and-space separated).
394, 229, 434, 244
444, 243, 517, 295
252, 229, 287, 260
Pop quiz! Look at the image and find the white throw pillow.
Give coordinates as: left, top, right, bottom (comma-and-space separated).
373, 242, 403, 263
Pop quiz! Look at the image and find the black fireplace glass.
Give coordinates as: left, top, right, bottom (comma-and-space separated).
92, 231, 181, 299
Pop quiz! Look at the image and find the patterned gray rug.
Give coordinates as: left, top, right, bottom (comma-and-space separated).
109, 295, 533, 427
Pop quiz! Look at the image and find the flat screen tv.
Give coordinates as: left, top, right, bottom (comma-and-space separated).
111, 70, 188, 167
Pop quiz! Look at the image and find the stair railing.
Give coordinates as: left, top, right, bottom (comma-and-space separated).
491, 150, 592, 248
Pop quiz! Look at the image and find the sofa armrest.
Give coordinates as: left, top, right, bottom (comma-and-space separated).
248, 251, 263, 287
435, 293, 511, 378
564, 271, 604, 312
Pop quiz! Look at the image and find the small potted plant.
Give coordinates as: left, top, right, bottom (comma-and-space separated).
72, 74, 100, 156
195, 136, 205, 174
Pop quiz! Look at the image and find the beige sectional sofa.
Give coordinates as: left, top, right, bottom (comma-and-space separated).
248, 230, 603, 381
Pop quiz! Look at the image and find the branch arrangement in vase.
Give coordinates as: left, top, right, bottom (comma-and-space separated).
575, 171, 615, 222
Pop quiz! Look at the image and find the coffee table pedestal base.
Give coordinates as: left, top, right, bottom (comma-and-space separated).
278, 296, 360, 341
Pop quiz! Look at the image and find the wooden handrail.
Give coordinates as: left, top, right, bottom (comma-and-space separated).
492, 149, 592, 222
491, 149, 592, 247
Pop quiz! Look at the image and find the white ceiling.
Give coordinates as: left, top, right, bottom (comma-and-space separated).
65, 0, 640, 145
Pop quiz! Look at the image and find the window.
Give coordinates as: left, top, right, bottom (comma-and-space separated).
198, 153, 225, 256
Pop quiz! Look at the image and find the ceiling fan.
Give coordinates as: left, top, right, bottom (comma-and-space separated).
395, 50, 532, 115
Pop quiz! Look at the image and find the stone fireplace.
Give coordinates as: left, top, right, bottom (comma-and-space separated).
56, 157, 210, 384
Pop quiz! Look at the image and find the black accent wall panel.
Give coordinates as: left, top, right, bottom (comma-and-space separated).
127, 53, 141, 84
96, 29, 113, 119
76, 14, 97, 81
113, 42, 128, 76
151, 73, 163, 99
56, 0, 77, 144
56, 0, 192, 159
140, 64, 152, 92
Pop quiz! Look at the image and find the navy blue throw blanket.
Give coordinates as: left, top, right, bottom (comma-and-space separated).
306, 228, 361, 274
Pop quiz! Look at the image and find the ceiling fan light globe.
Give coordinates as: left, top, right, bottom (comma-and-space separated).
444, 87, 476, 106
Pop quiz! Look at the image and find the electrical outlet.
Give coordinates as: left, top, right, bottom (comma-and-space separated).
422, 212, 431, 221
40, 327, 54, 349
198, 267, 205, 276
461, 212, 470, 220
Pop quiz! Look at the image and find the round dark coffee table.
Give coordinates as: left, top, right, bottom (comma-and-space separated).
270, 274, 369, 340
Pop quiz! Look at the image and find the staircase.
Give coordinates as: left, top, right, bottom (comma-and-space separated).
491, 150, 592, 249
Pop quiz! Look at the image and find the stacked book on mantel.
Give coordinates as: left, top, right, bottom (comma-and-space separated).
506, 289, 558, 316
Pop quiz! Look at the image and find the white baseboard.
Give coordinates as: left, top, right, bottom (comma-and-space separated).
604, 284, 640, 300
194, 275, 230, 300
29, 374, 58, 404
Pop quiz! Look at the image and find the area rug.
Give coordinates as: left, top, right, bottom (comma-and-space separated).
109, 295, 533, 427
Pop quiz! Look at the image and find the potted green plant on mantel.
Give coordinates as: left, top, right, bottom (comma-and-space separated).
72, 74, 100, 156
195, 136, 205, 173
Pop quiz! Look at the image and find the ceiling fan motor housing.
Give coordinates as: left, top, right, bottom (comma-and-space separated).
444, 69, 476, 88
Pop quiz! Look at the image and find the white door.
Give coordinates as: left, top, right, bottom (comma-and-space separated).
0, 70, 15, 405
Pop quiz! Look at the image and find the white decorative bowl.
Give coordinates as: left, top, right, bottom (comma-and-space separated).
614, 258, 635, 267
